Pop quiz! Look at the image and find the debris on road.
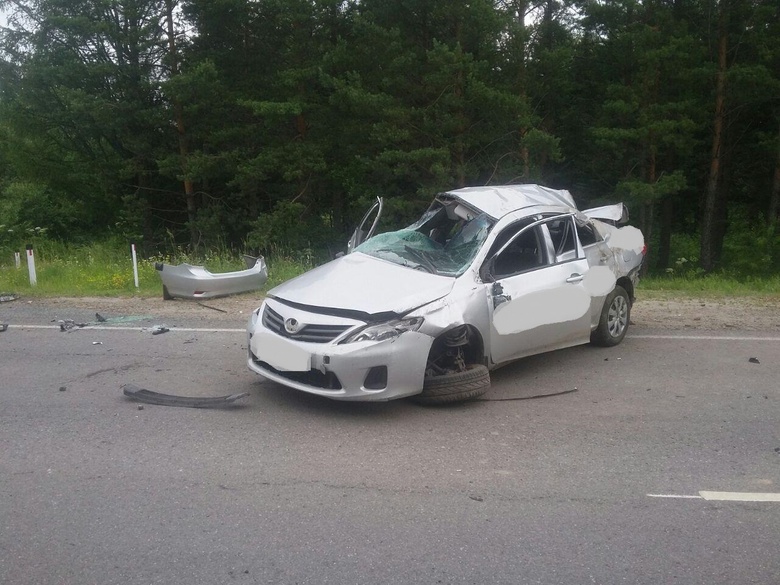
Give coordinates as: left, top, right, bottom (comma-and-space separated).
54, 314, 154, 331
749, 357, 760, 364
122, 383, 250, 408
0, 323, 8, 332
477, 387, 579, 402
100, 315, 154, 324
197, 302, 227, 313
92, 341, 103, 345
0, 293, 19, 303
59, 386, 66, 392
59, 319, 87, 332
151, 325, 170, 335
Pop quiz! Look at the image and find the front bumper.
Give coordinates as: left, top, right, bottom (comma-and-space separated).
247, 301, 433, 401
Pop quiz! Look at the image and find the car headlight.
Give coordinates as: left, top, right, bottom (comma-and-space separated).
248, 306, 261, 330
343, 317, 424, 344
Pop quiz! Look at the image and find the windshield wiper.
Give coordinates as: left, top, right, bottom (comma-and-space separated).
403, 245, 437, 274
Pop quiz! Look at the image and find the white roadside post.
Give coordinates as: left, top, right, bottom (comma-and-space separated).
14, 252, 21, 269
26, 244, 37, 286
130, 242, 140, 289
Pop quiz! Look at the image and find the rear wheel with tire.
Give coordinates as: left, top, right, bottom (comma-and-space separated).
591, 285, 630, 347
413, 364, 491, 405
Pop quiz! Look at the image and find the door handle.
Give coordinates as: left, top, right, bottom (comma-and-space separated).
566, 274, 584, 284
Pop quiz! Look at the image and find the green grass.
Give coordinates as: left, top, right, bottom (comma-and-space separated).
639, 274, 780, 299
1, 238, 778, 299
0, 239, 316, 298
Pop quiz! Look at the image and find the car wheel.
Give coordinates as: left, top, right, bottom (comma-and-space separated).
591, 285, 630, 347
413, 364, 491, 405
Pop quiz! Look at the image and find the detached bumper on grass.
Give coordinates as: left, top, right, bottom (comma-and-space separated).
155, 255, 268, 300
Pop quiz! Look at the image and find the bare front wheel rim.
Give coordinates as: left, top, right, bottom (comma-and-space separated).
607, 295, 628, 338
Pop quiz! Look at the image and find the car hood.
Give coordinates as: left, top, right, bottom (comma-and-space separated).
268, 253, 456, 318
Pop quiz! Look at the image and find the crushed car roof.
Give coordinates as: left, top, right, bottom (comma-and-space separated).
444, 184, 576, 220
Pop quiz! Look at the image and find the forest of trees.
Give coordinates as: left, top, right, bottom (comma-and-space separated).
0, 0, 778, 275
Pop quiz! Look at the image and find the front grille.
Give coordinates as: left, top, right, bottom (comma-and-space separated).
262, 305, 350, 343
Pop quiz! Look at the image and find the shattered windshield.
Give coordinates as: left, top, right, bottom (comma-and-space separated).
354, 212, 493, 277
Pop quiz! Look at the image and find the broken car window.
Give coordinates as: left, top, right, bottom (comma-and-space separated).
354, 213, 493, 277
491, 226, 547, 279
575, 219, 601, 247
547, 216, 576, 257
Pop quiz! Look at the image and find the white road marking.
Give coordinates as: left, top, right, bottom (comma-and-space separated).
648, 492, 780, 502
6, 325, 780, 340
631, 334, 780, 341
647, 494, 703, 499
699, 491, 780, 502
5, 324, 245, 333
6, 326, 780, 340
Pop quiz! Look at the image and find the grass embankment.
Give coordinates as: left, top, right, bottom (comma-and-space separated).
638, 274, 780, 299
1, 239, 778, 299
0, 240, 313, 298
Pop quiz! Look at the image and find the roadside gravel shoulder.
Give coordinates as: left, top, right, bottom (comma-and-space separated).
0, 293, 262, 328
631, 295, 780, 331
3, 291, 779, 332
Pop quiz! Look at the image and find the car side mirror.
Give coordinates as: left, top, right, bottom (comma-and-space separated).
491, 281, 511, 307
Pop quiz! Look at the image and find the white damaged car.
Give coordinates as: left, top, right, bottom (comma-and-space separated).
247, 184, 645, 404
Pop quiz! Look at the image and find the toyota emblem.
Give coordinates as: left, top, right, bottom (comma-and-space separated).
284, 318, 301, 334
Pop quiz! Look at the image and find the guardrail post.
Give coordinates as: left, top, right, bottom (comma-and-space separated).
26, 244, 37, 286
131, 242, 140, 289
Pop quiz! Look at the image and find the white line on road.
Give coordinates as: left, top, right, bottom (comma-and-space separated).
5, 324, 245, 333
6, 325, 780, 340
631, 334, 780, 341
647, 494, 703, 499
699, 491, 780, 502
648, 492, 780, 502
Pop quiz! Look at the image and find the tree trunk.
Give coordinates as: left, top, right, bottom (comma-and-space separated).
543, 0, 554, 50
165, 0, 199, 251
454, 48, 467, 188
658, 197, 673, 270
512, 0, 530, 178
700, 0, 729, 272
770, 118, 780, 226
638, 141, 657, 276
137, 173, 155, 254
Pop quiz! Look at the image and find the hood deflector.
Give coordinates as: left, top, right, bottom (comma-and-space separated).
269, 295, 402, 324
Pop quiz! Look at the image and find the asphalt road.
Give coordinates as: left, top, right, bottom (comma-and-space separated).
1, 301, 779, 585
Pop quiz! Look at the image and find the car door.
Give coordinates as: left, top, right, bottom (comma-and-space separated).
484, 215, 593, 365
347, 197, 383, 253
576, 217, 614, 270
